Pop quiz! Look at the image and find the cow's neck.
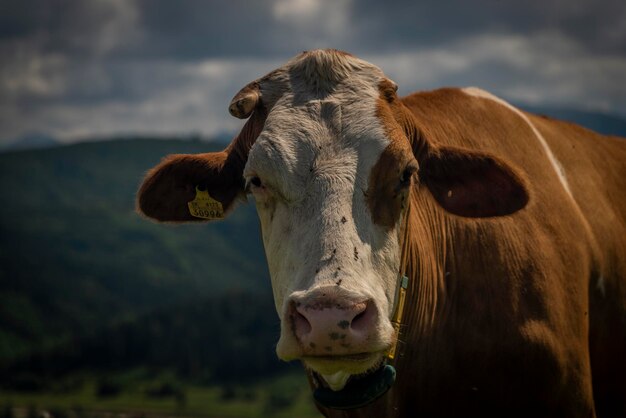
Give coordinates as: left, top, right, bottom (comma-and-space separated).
401, 188, 449, 340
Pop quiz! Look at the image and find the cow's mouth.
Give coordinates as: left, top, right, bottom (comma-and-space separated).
305, 352, 374, 362
302, 351, 384, 377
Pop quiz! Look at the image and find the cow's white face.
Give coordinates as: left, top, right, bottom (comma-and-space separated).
240, 51, 417, 382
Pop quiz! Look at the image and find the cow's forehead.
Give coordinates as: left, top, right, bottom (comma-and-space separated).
268, 49, 386, 99
246, 50, 394, 184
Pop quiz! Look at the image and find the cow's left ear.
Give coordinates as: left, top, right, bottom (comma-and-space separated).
419, 146, 529, 217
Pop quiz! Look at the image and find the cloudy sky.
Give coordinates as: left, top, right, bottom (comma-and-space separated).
1, 0, 625, 144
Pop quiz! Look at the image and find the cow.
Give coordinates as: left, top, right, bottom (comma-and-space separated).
136, 49, 626, 417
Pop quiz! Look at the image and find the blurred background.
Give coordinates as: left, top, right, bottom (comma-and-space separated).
0, 1, 625, 417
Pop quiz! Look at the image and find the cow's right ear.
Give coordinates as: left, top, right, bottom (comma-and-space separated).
137, 103, 266, 223
136, 150, 245, 222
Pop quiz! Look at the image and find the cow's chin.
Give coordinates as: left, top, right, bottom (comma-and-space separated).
302, 351, 385, 377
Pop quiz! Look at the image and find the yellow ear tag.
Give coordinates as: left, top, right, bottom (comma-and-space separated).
187, 186, 224, 220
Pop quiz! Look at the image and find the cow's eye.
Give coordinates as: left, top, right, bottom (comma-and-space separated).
245, 176, 268, 198
250, 176, 262, 188
246, 175, 266, 194
400, 161, 419, 186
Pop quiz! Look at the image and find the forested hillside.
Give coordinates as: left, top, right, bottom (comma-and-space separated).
0, 138, 270, 364
1, 290, 288, 390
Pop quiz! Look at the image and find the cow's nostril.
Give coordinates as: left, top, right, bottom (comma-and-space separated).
291, 301, 313, 339
350, 301, 372, 332
353, 311, 365, 323
293, 310, 312, 336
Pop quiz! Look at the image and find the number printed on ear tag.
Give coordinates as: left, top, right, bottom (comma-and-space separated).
187, 186, 224, 220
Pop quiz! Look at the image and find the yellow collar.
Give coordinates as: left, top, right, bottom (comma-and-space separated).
386, 202, 411, 360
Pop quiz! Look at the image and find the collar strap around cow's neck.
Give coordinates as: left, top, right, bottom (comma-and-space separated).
386, 274, 409, 359
386, 202, 412, 360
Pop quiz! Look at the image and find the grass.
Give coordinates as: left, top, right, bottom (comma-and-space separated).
0, 371, 323, 418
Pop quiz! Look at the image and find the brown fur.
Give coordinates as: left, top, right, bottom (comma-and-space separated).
317, 88, 626, 417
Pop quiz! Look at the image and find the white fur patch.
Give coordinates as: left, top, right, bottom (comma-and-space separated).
462, 87, 573, 198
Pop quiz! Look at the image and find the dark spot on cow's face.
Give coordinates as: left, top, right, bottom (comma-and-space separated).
338, 320, 349, 329
330, 332, 340, 340
341, 216, 347, 223
354, 247, 359, 260
325, 249, 337, 263
336, 279, 342, 286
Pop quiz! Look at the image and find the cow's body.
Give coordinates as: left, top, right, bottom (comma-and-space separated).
314, 87, 626, 417
137, 50, 626, 417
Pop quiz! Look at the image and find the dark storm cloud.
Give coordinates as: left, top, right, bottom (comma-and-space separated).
0, 0, 624, 142
0, 0, 138, 57
351, 0, 626, 55
134, 0, 282, 59
130, 0, 626, 59
3, 0, 625, 60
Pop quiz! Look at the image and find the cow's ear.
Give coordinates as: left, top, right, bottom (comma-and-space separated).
420, 146, 529, 217
136, 150, 245, 222
137, 105, 266, 223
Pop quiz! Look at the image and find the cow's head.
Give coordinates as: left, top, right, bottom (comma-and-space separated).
137, 50, 528, 390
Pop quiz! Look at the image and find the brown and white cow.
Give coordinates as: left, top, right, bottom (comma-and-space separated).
136, 49, 626, 417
